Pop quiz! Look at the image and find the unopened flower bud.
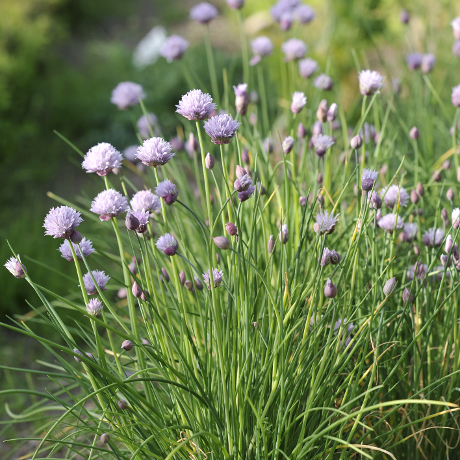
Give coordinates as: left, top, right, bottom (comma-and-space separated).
350, 135, 363, 150
441, 254, 452, 267
268, 235, 276, 253
432, 170, 441, 182
447, 188, 455, 201
101, 433, 110, 444
400, 9, 410, 24
179, 270, 186, 285
317, 173, 323, 184
441, 207, 449, 223
184, 280, 194, 291
216, 253, 221, 265
257, 182, 266, 195
383, 277, 397, 296
73, 348, 83, 362
236, 165, 247, 179
409, 126, 419, 140
369, 192, 382, 209
161, 267, 169, 283
330, 250, 341, 265
279, 225, 289, 244
379, 164, 388, 176
70, 230, 83, 244
312, 120, 322, 137
299, 196, 307, 206
402, 288, 414, 304
416, 182, 425, 196
327, 103, 337, 122
446, 235, 453, 253
141, 338, 151, 345
118, 288, 127, 298
297, 122, 307, 139
413, 244, 420, 256
443, 160, 451, 170
194, 276, 204, 291
226, 222, 238, 237
282, 136, 294, 154
241, 149, 250, 164
118, 399, 128, 410
125, 212, 139, 231
324, 279, 337, 298
316, 99, 328, 122
213, 236, 231, 250
205, 153, 214, 169
121, 340, 133, 351
132, 281, 142, 298
141, 290, 149, 301
410, 189, 419, 204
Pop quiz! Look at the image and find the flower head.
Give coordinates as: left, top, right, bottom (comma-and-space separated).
123, 145, 138, 162
250, 36, 273, 65
358, 70, 384, 96
156, 233, 178, 256
137, 113, 159, 139
131, 210, 149, 233
377, 213, 404, 233
400, 223, 418, 242
203, 268, 224, 289
313, 134, 334, 157
44, 206, 83, 239
131, 190, 161, 215
298, 58, 318, 79
110, 82, 145, 110
453, 208, 460, 227
90, 190, 129, 221
160, 35, 189, 62
281, 38, 307, 61
421, 54, 435, 73
381, 185, 409, 208
86, 298, 103, 317
314, 210, 339, 235
59, 238, 95, 261
422, 228, 444, 247
452, 85, 460, 107
314, 74, 333, 90
82, 143, 123, 176
368, 191, 382, 209
136, 137, 175, 167
190, 2, 218, 23
282, 136, 295, 154
155, 180, 178, 205
295, 4, 315, 24
82, 270, 110, 295
226, 0, 245, 9
361, 169, 378, 191
291, 91, 307, 114
4, 256, 26, 279
204, 114, 241, 144
234, 84, 249, 115
238, 185, 256, 202
176, 89, 217, 121
406, 53, 422, 70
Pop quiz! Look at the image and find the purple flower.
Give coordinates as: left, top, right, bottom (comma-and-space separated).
452, 208, 460, 227
86, 298, 103, 317
156, 233, 179, 256
282, 136, 295, 154
313, 210, 339, 235
234, 169, 252, 191
368, 191, 382, 209
110, 82, 145, 110
406, 53, 422, 71
291, 91, 307, 114
358, 70, 384, 96
281, 38, 307, 61
234, 84, 249, 115
136, 137, 175, 167
295, 4, 315, 24
131, 190, 161, 214
298, 58, 318, 78
132, 210, 149, 233
381, 185, 409, 208
422, 228, 444, 248
454, 41, 460, 57
82, 143, 123, 176
155, 180, 178, 205
59, 238, 95, 261
452, 85, 460, 107
160, 35, 189, 62
176, 89, 217, 121
421, 54, 435, 73
123, 145, 138, 162
226, 0, 245, 9
280, 11, 293, 31
452, 17, 460, 40
4, 256, 26, 279
203, 268, 224, 289
250, 36, 273, 65
137, 113, 159, 139
400, 223, 418, 242
90, 190, 129, 221
361, 169, 378, 191
204, 114, 241, 144
82, 270, 110, 295
377, 213, 404, 233
238, 185, 256, 202
314, 74, 333, 90
190, 2, 218, 24
313, 134, 334, 157
44, 206, 83, 239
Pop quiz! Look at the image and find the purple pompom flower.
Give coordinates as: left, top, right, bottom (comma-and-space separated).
4, 256, 26, 279
313, 210, 339, 235
82, 143, 123, 176
156, 180, 178, 205
406, 53, 422, 71
238, 185, 256, 202
131, 190, 161, 215
86, 298, 103, 317
226, 0, 245, 9
281, 38, 307, 61
313, 134, 334, 157
90, 190, 129, 221
452, 17, 460, 40
250, 36, 273, 65
204, 114, 241, 144
160, 35, 189, 62
190, 2, 218, 23
203, 268, 224, 289
44, 206, 83, 239
361, 169, 378, 191
452, 85, 460, 107
59, 238, 95, 261
422, 228, 444, 248
421, 54, 435, 73
156, 233, 178, 256
377, 213, 404, 233
314, 74, 333, 90
136, 137, 175, 167
358, 70, 384, 96
381, 185, 409, 208
295, 4, 315, 24
176, 89, 217, 121
111, 82, 145, 110
298, 58, 318, 78
82, 270, 110, 295
137, 113, 159, 139
291, 91, 307, 114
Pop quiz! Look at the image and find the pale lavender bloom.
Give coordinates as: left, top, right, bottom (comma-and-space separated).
234, 84, 249, 115
377, 213, 404, 233
123, 146, 138, 162
250, 36, 273, 65
282, 136, 295, 154
136, 137, 175, 167
160, 35, 189, 62
295, 4, 315, 24
361, 169, 378, 191
280, 11, 293, 31
234, 172, 252, 192
368, 191, 382, 209
82, 270, 110, 295
156, 233, 178, 256
131, 190, 161, 215
59, 238, 95, 261
156, 180, 178, 205
203, 267, 224, 289
422, 228, 444, 248
421, 54, 435, 73
314, 210, 339, 235
190, 2, 218, 23
281, 38, 307, 61
279, 224, 289, 244
176, 89, 217, 121
44, 206, 83, 239
204, 114, 241, 144
452, 17, 460, 40
110, 82, 145, 110
238, 184, 256, 202
452, 85, 460, 107
132, 210, 149, 233
298, 58, 318, 79
291, 91, 307, 114
313, 134, 334, 157
452, 208, 460, 227
381, 185, 409, 208
406, 53, 422, 70
358, 70, 384, 96
226, 0, 245, 9
271, 2, 291, 22
401, 223, 418, 242
86, 298, 103, 317
82, 143, 123, 176
90, 190, 129, 221
4, 256, 26, 279
313, 74, 333, 90
137, 113, 159, 139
